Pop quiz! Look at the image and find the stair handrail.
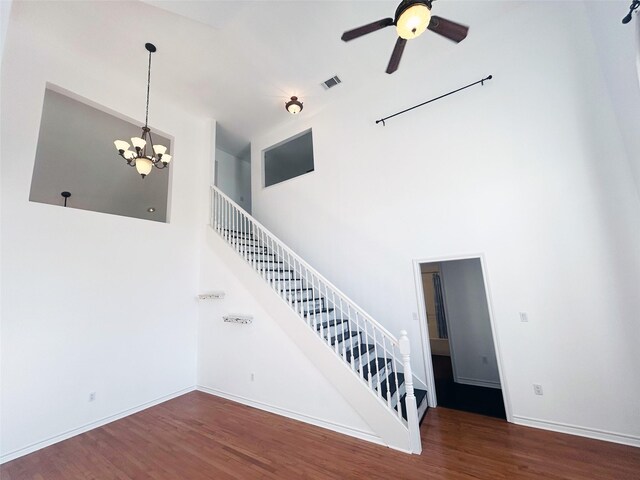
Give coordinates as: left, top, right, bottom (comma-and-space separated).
210, 185, 400, 343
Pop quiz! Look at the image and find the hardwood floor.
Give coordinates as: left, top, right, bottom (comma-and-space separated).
2, 391, 639, 480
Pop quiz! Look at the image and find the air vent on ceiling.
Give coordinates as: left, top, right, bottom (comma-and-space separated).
321, 75, 342, 90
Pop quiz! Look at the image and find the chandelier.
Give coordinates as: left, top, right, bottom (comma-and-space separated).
114, 43, 172, 178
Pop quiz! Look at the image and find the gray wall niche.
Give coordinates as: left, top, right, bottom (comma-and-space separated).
263, 129, 314, 188
29, 87, 172, 222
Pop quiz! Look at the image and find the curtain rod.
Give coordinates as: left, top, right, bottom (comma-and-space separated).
375, 75, 493, 126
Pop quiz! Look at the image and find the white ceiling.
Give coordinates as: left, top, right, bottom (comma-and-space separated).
12, 0, 518, 156
11, 0, 640, 186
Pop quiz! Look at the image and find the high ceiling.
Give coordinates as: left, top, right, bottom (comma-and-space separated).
10, 0, 519, 156
10, 0, 639, 188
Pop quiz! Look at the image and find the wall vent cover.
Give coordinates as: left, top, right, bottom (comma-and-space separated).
321, 75, 342, 90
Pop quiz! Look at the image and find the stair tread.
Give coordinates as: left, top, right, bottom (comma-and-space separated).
362, 357, 392, 380
315, 318, 348, 330
303, 307, 334, 317
378, 373, 405, 398
323, 330, 359, 346
280, 287, 314, 292
344, 344, 375, 363
400, 389, 428, 421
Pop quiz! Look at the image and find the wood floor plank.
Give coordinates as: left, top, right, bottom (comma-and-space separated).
2, 391, 638, 480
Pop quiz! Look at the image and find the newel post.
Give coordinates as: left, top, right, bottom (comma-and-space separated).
399, 330, 422, 454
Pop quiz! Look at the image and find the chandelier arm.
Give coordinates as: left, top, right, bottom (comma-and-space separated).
155, 162, 167, 169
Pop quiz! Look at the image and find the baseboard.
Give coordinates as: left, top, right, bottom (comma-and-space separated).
197, 385, 386, 449
0, 386, 196, 464
512, 415, 640, 448
455, 376, 501, 389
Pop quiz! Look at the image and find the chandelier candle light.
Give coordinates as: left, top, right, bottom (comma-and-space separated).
114, 43, 172, 178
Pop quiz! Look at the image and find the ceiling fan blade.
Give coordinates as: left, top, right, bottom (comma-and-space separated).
341, 18, 394, 42
427, 16, 469, 43
386, 37, 407, 74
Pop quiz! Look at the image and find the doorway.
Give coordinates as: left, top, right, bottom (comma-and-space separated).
418, 258, 506, 419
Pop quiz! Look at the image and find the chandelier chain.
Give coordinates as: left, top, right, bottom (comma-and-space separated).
145, 50, 152, 129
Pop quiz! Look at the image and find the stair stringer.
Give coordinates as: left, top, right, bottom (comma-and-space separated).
206, 229, 412, 452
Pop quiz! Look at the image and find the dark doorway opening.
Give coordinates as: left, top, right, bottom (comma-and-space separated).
420, 259, 506, 419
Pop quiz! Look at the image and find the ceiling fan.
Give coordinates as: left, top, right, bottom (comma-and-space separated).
341, 0, 469, 74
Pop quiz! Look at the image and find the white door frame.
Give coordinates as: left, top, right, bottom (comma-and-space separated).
411, 253, 513, 422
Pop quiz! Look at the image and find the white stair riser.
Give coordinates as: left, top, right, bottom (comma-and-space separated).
256, 261, 286, 270
272, 279, 305, 290
304, 311, 339, 323
237, 245, 268, 254
322, 331, 361, 350
226, 231, 255, 239
249, 253, 278, 262
230, 237, 261, 246
264, 271, 299, 281
367, 363, 392, 388
298, 299, 324, 313
285, 290, 319, 302
348, 349, 374, 370
314, 323, 350, 338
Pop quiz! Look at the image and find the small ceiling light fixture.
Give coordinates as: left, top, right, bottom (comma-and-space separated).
622, 0, 640, 23
395, 0, 432, 40
147, 207, 156, 213
285, 96, 303, 115
61, 191, 71, 207
114, 43, 172, 179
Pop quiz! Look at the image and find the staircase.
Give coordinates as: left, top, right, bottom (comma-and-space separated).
210, 186, 428, 453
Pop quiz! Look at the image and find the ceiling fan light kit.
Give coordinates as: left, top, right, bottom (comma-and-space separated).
113, 43, 172, 179
396, 1, 431, 40
341, 0, 469, 74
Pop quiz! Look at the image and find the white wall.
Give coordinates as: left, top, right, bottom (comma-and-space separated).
215, 148, 251, 213
250, 2, 640, 445
0, 3, 211, 461
197, 229, 381, 445
440, 258, 500, 389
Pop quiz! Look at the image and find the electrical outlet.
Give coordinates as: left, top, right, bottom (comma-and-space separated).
250, 373, 255, 382
482, 356, 488, 365
533, 384, 543, 396
519, 312, 529, 322
89, 392, 96, 402
412, 312, 418, 321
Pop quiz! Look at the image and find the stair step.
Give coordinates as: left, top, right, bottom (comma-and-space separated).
362, 357, 391, 385
231, 239, 262, 247
237, 244, 268, 254
313, 318, 349, 337
264, 270, 300, 281
254, 260, 285, 268
303, 307, 334, 318
224, 229, 255, 239
378, 373, 405, 407
249, 253, 277, 261
315, 318, 349, 330
323, 330, 359, 346
270, 278, 305, 289
344, 344, 375, 364
400, 388, 428, 421
280, 287, 314, 292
